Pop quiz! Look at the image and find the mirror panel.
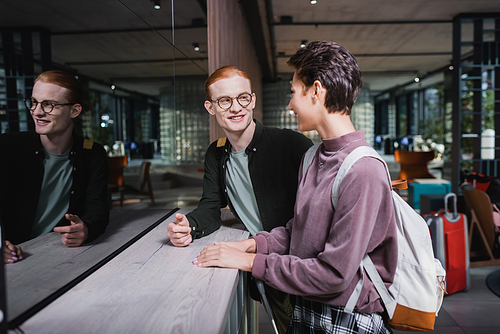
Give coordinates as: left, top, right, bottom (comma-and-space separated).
0, 0, 209, 326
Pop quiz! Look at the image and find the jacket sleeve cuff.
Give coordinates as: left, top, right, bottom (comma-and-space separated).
253, 234, 269, 254
251, 253, 268, 280
190, 223, 205, 239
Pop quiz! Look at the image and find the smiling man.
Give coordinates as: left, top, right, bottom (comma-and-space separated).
0, 70, 109, 264
167, 65, 312, 245
166, 65, 312, 334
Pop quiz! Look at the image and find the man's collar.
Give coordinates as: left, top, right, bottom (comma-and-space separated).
224, 119, 263, 154
244, 119, 263, 155
31, 131, 82, 155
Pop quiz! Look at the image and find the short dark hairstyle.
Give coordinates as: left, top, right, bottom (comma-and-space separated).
287, 40, 362, 115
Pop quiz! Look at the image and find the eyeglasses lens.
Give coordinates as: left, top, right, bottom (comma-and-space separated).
41, 101, 53, 113
237, 94, 252, 107
217, 94, 252, 110
25, 99, 54, 113
218, 97, 233, 109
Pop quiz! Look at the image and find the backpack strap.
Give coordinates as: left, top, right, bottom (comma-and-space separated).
301, 143, 321, 178
332, 145, 395, 313
331, 146, 389, 208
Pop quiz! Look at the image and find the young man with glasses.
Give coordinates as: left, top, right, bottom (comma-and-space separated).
1, 70, 109, 264
166, 65, 313, 333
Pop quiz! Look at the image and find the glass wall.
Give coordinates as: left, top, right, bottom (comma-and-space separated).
375, 72, 450, 160
452, 15, 500, 190
159, 77, 209, 164
262, 79, 374, 145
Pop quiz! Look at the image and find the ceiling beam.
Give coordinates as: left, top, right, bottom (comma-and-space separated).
265, 0, 278, 81
240, 0, 274, 82
66, 57, 208, 66
195, 0, 207, 16
110, 75, 208, 83
52, 25, 206, 35
276, 52, 452, 58
272, 19, 451, 26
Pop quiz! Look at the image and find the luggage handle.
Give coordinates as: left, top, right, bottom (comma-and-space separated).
443, 192, 459, 221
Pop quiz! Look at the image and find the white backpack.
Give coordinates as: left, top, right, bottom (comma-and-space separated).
302, 144, 446, 332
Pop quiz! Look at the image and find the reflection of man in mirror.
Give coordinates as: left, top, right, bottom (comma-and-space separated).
166, 65, 313, 333
1, 70, 110, 264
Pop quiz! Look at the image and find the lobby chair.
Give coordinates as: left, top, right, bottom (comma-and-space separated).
108, 155, 128, 192
461, 183, 500, 267
394, 150, 435, 181
120, 161, 155, 207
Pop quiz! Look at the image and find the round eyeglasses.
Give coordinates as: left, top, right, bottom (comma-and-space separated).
24, 98, 75, 114
211, 93, 253, 110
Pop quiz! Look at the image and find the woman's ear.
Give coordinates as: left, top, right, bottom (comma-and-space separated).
312, 80, 326, 102
71, 104, 82, 119
205, 100, 215, 115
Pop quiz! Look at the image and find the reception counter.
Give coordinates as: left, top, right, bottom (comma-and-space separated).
6, 209, 251, 333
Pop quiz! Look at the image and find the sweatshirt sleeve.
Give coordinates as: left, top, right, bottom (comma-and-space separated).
251, 157, 396, 301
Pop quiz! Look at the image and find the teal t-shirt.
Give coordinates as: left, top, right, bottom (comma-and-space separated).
226, 149, 263, 236
30, 149, 73, 239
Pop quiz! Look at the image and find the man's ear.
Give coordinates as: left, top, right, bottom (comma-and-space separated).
71, 104, 82, 119
205, 100, 215, 115
250, 93, 256, 109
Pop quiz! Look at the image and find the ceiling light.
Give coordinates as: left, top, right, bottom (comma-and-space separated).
111, 84, 116, 90
300, 40, 307, 48
153, 0, 161, 10
193, 43, 200, 52
311, 0, 318, 4
414, 77, 420, 83
449, 65, 454, 71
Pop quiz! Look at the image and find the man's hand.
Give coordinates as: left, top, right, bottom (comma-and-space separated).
166, 213, 192, 247
4, 240, 23, 264
53, 214, 89, 247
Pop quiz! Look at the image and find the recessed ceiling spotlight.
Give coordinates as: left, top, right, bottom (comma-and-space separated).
300, 40, 307, 48
153, 0, 161, 10
414, 77, 420, 83
449, 65, 454, 71
193, 43, 200, 52
311, 0, 318, 4
111, 84, 116, 90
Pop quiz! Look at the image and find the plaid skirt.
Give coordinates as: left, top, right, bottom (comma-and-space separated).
287, 296, 392, 334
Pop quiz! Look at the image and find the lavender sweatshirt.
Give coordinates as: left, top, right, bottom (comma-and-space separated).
252, 131, 397, 314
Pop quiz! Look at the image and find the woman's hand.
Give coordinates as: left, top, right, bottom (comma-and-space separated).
193, 241, 256, 272
4, 240, 23, 264
218, 238, 257, 253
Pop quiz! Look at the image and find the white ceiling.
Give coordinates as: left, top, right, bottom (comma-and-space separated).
0, 0, 499, 96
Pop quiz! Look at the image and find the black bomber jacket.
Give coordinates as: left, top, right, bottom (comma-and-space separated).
0, 131, 110, 245
186, 120, 313, 239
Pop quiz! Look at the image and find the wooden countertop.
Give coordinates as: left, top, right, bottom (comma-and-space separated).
7, 209, 176, 327
9, 209, 250, 333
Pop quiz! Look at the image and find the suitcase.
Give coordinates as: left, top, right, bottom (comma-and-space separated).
424, 193, 470, 295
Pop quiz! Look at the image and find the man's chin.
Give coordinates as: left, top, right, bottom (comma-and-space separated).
34, 126, 50, 135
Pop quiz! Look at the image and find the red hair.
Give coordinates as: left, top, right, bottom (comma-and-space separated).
204, 66, 253, 100
35, 70, 90, 113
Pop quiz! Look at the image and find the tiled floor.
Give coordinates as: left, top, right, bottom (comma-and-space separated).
116, 164, 500, 334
